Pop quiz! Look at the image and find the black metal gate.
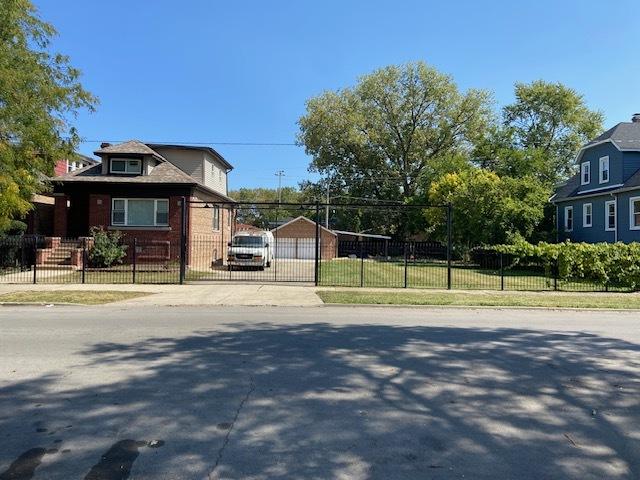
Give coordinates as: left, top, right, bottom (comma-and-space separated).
182, 201, 452, 287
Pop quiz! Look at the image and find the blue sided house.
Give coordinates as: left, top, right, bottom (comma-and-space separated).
551, 114, 640, 243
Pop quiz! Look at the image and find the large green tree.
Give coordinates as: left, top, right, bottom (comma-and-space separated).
0, 0, 97, 230
298, 62, 492, 204
426, 169, 550, 252
474, 81, 603, 184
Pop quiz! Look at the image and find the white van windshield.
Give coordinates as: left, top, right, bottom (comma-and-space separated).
232, 236, 265, 247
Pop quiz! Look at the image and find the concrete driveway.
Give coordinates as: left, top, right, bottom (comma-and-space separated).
0, 306, 639, 479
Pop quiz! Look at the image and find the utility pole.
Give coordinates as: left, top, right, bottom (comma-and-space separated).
275, 170, 285, 204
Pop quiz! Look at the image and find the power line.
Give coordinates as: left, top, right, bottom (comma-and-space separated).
80, 139, 298, 146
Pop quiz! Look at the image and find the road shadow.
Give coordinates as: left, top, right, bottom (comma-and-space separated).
1, 321, 639, 479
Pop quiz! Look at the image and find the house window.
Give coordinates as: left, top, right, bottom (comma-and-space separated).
630, 197, 640, 230
583, 203, 592, 227
599, 156, 609, 183
581, 162, 590, 185
111, 198, 169, 227
605, 200, 616, 232
564, 206, 573, 232
110, 158, 142, 174
212, 206, 220, 230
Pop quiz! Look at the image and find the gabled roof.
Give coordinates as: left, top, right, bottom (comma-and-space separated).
585, 122, 640, 150
551, 169, 640, 203
147, 143, 233, 170
271, 216, 337, 236
94, 140, 166, 161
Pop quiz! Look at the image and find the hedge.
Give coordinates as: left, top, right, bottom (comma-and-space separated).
491, 239, 640, 290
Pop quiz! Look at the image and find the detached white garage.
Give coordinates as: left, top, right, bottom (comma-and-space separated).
271, 216, 337, 260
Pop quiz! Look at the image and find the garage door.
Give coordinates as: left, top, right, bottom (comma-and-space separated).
275, 238, 317, 259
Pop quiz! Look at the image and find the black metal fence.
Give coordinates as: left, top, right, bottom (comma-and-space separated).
0, 200, 632, 291
0, 235, 180, 285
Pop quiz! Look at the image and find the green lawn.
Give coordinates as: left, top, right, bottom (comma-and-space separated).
318, 290, 640, 309
318, 259, 617, 292
33, 268, 180, 284
0, 290, 151, 305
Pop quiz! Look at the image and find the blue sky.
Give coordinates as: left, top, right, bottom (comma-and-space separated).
36, 0, 640, 191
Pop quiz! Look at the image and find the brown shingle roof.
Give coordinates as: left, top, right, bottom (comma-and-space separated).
94, 140, 165, 160
54, 161, 195, 185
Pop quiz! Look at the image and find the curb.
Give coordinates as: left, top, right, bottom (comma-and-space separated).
319, 302, 640, 312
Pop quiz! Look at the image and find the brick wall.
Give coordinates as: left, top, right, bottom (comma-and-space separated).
53, 160, 68, 177
188, 194, 233, 270
274, 217, 337, 259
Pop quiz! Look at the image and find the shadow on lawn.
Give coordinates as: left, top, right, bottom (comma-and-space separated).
1, 322, 640, 479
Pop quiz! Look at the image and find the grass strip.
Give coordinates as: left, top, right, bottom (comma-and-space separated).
0, 290, 151, 305
317, 290, 640, 309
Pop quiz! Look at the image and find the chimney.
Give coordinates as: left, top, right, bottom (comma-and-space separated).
632, 114, 640, 123
100, 142, 111, 149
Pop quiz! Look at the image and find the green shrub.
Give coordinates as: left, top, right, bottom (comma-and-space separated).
491, 239, 640, 290
88, 227, 127, 268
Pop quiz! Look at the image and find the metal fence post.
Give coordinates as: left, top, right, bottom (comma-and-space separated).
314, 202, 320, 286
403, 241, 408, 288
500, 252, 504, 291
359, 239, 364, 288
179, 197, 187, 285
446, 203, 452, 290
132, 238, 137, 284
81, 238, 87, 284
32, 238, 37, 284
553, 258, 559, 291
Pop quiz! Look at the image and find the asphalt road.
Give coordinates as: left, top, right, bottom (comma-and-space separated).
0, 305, 639, 479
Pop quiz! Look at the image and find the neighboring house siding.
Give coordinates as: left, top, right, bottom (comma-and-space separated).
616, 190, 640, 243
623, 151, 640, 179
202, 154, 228, 195
577, 143, 623, 193
557, 195, 616, 243
154, 147, 205, 184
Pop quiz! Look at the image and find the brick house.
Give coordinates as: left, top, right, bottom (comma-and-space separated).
48, 140, 234, 268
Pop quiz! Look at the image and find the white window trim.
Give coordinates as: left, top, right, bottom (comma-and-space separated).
581, 162, 590, 185
582, 203, 592, 228
111, 198, 169, 227
605, 200, 616, 232
630, 196, 640, 230
564, 206, 573, 232
599, 156, 610, 184
212, 206, 220, 231
110, 158, 142, 175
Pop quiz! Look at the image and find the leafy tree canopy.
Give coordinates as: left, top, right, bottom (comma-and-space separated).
474, 81, 603, 184
0, 0, 97, 230
298, 62, 492, 203
426, 169, 550, 252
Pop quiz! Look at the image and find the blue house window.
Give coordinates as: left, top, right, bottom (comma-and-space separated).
599, 156, 609, 183
605, 200, 616, 232
583, 203, 592, 227
581, 162, 590, 185
564, 206, 573, 232
630, 197, 640, 230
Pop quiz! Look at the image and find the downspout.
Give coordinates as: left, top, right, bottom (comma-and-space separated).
610, 192, 618, 243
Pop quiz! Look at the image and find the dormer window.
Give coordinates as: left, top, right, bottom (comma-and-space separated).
581, 162, 590, 185
599, 156, 609, 183
110, 158, 142, 174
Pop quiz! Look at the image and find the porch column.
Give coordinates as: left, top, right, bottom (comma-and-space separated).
53, 194, 68, 237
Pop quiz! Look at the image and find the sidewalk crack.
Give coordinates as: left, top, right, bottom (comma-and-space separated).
208, 375, 255, 479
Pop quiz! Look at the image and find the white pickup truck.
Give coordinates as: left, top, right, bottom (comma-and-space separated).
227, 231, 274, 270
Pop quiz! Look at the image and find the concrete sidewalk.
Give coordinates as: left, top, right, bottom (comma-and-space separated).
0, 283, 323, 307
